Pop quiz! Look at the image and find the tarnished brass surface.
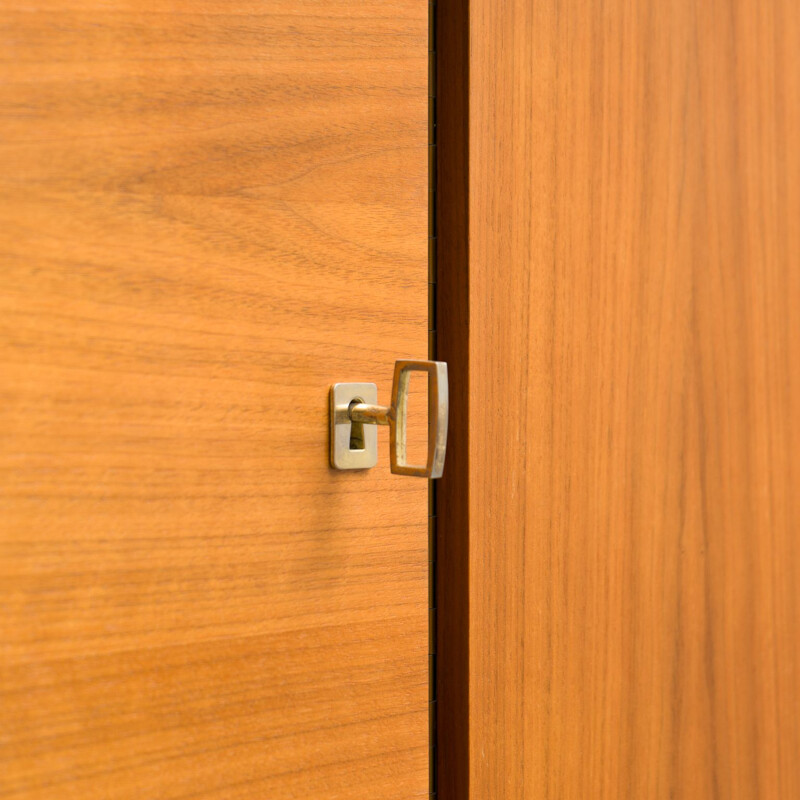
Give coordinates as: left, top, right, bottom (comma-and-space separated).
330, 361, 448, 478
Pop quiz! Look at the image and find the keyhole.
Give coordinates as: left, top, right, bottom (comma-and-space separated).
348, 399, 365, 450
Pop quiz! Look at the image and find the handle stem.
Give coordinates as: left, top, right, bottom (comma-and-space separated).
349, 402, 392, 426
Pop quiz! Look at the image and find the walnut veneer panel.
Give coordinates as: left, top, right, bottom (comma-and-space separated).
0, 3, 429, 797
437, 0, 800, 796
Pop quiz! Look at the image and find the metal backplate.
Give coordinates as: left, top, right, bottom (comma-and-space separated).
330, 383, 379, 470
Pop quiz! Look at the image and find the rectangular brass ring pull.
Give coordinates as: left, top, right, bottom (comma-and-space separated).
329, 360, 449, 478
389, 360, 448, 478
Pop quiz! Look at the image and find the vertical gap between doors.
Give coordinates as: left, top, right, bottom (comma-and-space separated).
428, 1, 438, 796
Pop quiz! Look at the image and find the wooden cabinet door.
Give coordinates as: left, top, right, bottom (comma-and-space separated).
436, 0, 800, 797
0, 3, 430, 798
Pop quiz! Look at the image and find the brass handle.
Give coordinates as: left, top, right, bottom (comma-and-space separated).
330, 360, 449, 478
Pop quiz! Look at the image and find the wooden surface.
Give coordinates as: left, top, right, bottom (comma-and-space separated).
0, 2, 430, 798
438, 0, 800, 797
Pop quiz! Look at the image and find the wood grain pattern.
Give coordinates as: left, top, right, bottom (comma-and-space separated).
438, 0, 800, 796
0, 2, 429, 798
